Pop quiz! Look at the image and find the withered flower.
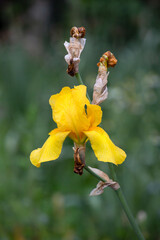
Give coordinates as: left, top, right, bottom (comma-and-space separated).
89, 167, 120, 196
98, 51, 117, 68
64, 26, 86, 76
70, 26, 86, 38
92, 51, 117, 105
73, 144, 85, 175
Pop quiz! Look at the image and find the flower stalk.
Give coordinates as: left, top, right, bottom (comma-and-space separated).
75, 72, 91, 102
64, 27, 86, 76
75, 72, 145, 240
84, 163, 145, 240
109, 164, 145, 240
30, 26, 145, 240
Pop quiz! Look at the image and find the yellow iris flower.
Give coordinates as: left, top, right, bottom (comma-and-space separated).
30, 85, 126, 167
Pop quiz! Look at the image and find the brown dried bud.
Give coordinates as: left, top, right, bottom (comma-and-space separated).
92, 68, 109, 105
73, 144, 85, 175
64, 35, 86, 76
93, 51, 117, 104
67, 59, 76, 77
100, 57, 105, 63
103, 51, 117, 67
97, 51, 117, 68
89, 167, 120, 196
78, 27, 86, 38
70, 26, 86, 38
70, 27, 79, 38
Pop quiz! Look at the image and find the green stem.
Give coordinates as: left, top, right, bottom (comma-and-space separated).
108, 164, 145, 240
75, 73, 91, 102
84, 164, 144, 240
75, 72, 145, 240
75, 72, 84, 85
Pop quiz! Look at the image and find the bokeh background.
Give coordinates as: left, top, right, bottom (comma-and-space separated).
0, 0, 160, 239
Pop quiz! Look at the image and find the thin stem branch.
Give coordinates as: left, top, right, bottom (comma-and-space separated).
85, 163, 144, 240
108, 164, 145, 240
75, 72, 84, 85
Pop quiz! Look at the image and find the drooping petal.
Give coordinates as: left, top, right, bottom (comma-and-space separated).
30, 129, 70, 167
83, 127, 126, 165
49, 85, 90, 137
86, 104, 102, 128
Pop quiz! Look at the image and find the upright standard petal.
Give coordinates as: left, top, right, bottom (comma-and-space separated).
86, 104, 102, 128
30, 129, 70, 167
84, 127, 126, 165
49, 85, 90, 136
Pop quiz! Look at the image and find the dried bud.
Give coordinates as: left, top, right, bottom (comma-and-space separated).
73, 144, 85, 175
67, 58, 80, 77
64, 35, 86, 76
103, 51, 117, 67
92, 68, 109, 105
78, 27, 86, 38
70, 26, 86, 38
70, 27, 79, 38
89, 167, 120, 196
92, 51, 117, 104
97, 51, 117, 68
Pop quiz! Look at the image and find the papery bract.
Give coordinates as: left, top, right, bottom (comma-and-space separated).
64, 37, 86, 76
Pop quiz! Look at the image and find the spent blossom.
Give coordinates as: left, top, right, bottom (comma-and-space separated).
64, 26, 86, 76
92, 51, 117, 105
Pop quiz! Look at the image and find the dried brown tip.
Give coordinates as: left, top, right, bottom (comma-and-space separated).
70, 26, 86, 38
97, 51, 117, 68
70, 27, 79, 38
67, 59, 76, 77
73, 145, 85, 175
104, 51, 117, 67
78, 27, 86, 38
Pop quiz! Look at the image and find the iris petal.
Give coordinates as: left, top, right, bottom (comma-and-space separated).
84, 127, 126, 165
30, 129, 70, 167
86, 104, 102, 128
49, 85, 90, 135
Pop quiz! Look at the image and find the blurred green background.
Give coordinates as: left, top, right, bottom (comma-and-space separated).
0, 0, 160, 239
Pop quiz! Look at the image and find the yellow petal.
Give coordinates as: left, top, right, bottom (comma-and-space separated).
30, 129, 70, 167
86, 104, 102, 128
49, 85, 90, 137
84, 127, 126, 165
